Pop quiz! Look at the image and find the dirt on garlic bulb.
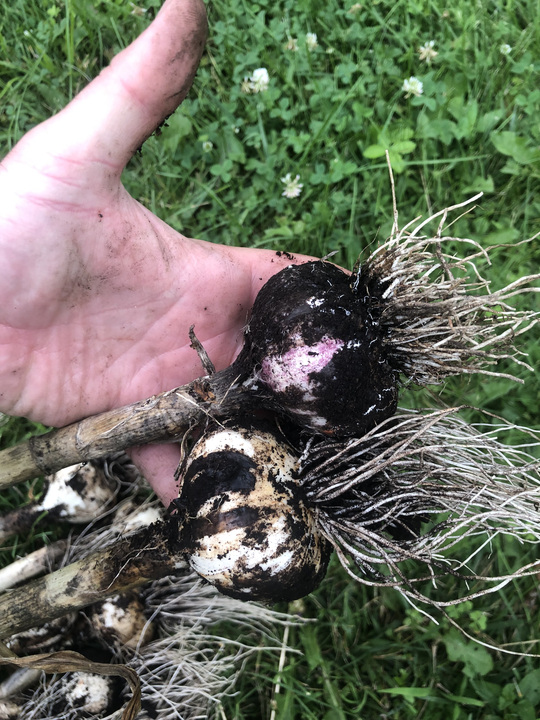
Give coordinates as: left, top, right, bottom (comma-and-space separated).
173, 418, 331, 603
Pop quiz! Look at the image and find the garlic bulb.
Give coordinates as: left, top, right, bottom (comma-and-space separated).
38, 462, 117, 522
238, 261, 398, 437
6, 614, 76, 656
0, 462, 117, 543
52, 673, 116, 716
175, 419, 330, 602
89, 591, 154, 650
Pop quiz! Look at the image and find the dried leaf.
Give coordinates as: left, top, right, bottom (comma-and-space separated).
0, 649, 141, 719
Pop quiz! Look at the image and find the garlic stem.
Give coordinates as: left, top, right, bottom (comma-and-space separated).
0, 523, 182, 639
0, 364, 246, 490
0, 541, 68, 592
0, 668, 42, 700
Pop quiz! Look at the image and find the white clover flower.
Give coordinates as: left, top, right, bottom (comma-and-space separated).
348, 4, 363, 14
285, 37, 298, 51
202, 140, 213, 153
281, 173, 303, 199
402, 76, 424, 98
418, 40, 438, 64
242, 67, 270, 94
306, 33, 318, 51
129, 3, 147, 15
500, 43, 512, 56
250, 67, 270, 93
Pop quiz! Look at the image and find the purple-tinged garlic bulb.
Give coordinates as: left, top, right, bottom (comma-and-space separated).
238, 261, 397, 437
174, 419, 330, 602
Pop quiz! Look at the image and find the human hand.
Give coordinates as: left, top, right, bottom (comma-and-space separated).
0, 0, 311, 506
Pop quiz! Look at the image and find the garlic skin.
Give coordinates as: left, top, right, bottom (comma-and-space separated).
176, 421, 330, 602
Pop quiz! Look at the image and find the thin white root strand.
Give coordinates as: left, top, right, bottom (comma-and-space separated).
300, 406, 540, 633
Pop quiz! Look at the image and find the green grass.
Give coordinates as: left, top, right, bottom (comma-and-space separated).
1, 0, 540, 718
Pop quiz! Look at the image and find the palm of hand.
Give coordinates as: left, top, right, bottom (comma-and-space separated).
0, 0, 308, 503
0, 146, 257, 423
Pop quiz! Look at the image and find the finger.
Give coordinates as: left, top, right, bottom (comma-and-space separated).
128, 443, 182, 508
16, 0, 207, 174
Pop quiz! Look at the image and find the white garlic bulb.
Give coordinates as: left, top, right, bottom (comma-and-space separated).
89, 592, 154, 650
56, 673, 115, 715
38, 462, 116, 522
175, 419, 330, 602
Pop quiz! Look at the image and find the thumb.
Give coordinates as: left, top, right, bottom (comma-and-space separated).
128, 443, 183, 508
16, 0, 207, 174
